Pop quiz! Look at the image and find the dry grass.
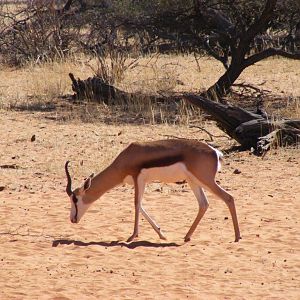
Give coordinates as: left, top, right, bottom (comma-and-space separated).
0, 54, 299, 122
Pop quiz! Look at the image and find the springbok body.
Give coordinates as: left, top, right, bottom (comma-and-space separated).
65, 139, 241, 242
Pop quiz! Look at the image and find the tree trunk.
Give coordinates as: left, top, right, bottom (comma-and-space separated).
183, 94, 300, 153
204, 62, 245, 101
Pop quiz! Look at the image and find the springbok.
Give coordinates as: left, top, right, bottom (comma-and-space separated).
65, 139, 241, 243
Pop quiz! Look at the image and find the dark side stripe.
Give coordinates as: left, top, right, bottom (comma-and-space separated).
140, 155, 184, 169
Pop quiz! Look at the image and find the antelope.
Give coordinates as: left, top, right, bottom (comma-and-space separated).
65, 139, 241, 243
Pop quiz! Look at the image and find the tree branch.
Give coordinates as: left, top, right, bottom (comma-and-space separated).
63, 0, 74, 12
204, 38, 229, 70
243, 48, 300, 68
240, 0, 277, 51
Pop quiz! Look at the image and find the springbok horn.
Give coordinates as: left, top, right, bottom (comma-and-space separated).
65, 161, 73, 196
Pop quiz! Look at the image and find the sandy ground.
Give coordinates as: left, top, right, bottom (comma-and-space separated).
0, 107, 299, 300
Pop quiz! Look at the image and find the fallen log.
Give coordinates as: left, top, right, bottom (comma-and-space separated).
69, 73, 129, 104
68, 73, 176, 105
183, 94, 300, 153
67, 74, 299, 153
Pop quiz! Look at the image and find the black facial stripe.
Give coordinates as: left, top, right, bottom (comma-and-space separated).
72, 195, 78, 203
72, 194, 79, 220
140, 155, 184, 169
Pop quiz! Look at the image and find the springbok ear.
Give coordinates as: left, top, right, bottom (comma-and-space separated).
83, 177, 92, 192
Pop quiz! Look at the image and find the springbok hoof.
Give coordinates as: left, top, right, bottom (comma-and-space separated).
234, 236, 242, 242
127, 234, 138, 243
158, 230, 167, 240
160, 234, 167, 240
184, 236, 191, 242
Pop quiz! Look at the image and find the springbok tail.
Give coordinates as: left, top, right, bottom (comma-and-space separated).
208, 145, 224, 172
215, 148, 224, 172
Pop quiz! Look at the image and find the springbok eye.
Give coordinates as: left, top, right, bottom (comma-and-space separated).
72, 195, 79, 204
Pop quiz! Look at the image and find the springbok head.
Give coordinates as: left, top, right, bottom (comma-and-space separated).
65, 161, 94, 223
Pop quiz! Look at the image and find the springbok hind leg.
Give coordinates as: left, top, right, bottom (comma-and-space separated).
140, 206, 167, 240
208, 182, 241, 242
184, 181, 209, 242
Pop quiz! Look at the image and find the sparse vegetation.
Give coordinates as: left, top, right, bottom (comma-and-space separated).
0, 3, 300, 299
0, 0, 299, 147
1, 54, 299, 124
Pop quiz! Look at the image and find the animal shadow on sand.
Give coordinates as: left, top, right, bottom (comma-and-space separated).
52, 239, 180, 249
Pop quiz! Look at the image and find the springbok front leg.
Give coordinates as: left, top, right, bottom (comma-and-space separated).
127, 175, 166, 242
127, 176, 144, 242
184, 181, 209, 242
140, 205, 167, 240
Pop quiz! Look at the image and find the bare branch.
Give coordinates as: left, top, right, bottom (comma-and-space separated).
243, 48, 300, 68
203, 38, 229, 70
242, 0, 277, 46
189, 125, 231, 141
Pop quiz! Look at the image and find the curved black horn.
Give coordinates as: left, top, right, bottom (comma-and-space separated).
65, 161, 73, 196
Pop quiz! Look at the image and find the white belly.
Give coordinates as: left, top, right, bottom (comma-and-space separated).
123, 162, 188, 185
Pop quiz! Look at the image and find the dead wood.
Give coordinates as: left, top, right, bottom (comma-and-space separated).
68, 73, 180, 105
183, 94, 300, 153
69, 73, 130, 104
67, 73, 299, 154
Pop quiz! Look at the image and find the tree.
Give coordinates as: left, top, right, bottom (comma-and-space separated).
1, 0, 299, 152
193, 0, 300, 101
116, 0, 300, 101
